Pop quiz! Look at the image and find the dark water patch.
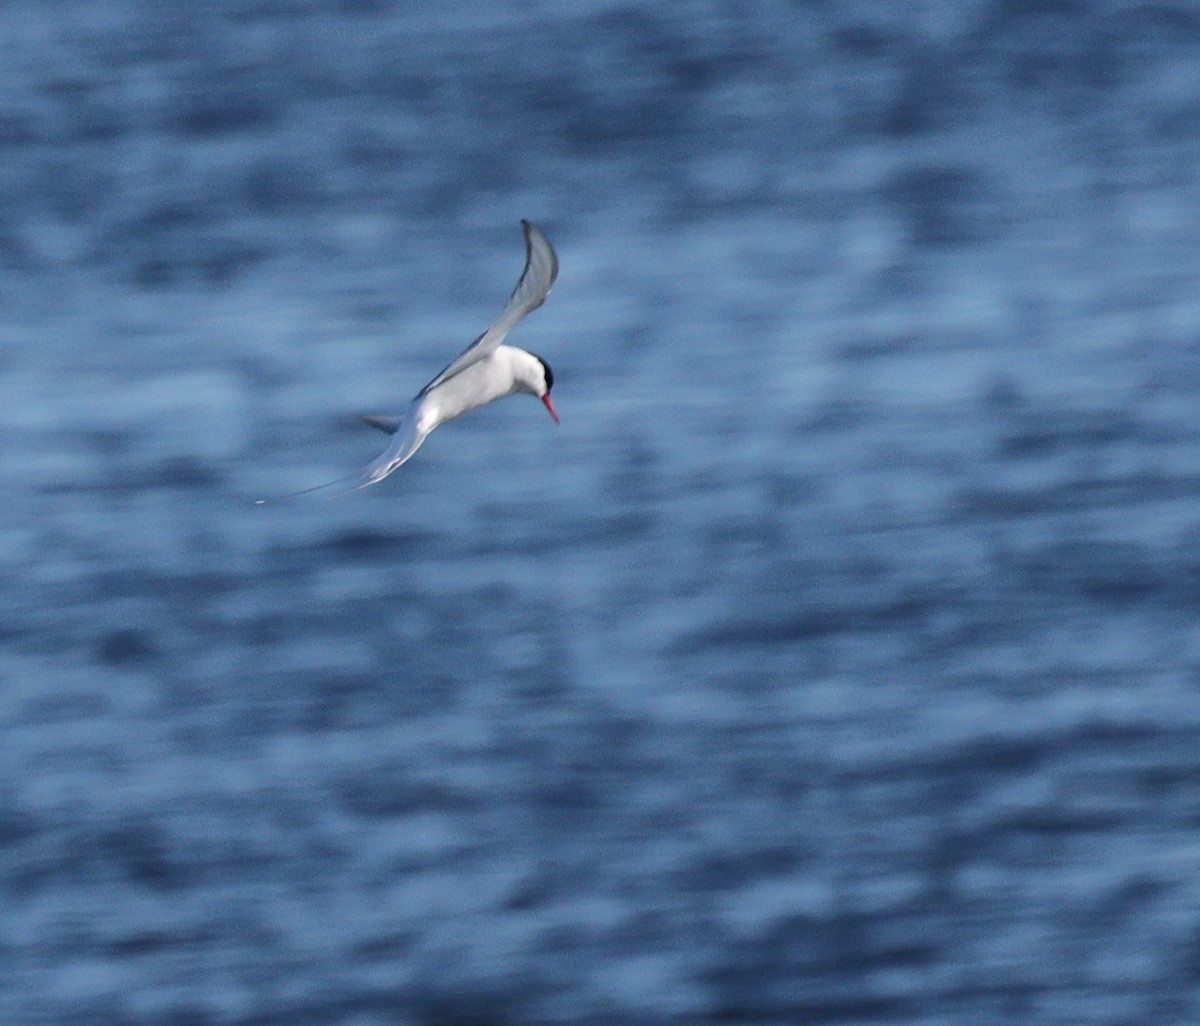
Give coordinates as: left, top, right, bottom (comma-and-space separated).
86, 567, 243, 605
762, 470, 824, 507
994, 804, 1129, 839
1109, 4, 1200, 47
39, 457, 227, 494
979, 0, 1200, 102
220, 668, 391, 737
336, 773, 483, 820
20, 687, 113, 725
352, 929, 414, 963
830, 22, 898, 60
997, 408, 1145, 457
291, 670, 453, 732
95, 627, 158, 666
954, 470, 1200, 522
133, 237, 273, 289
834, 331, 924, 363
99, 822, 180, 892
685, 846, 812, 894
106, 926, 212, 957
785, 907, 943, 974
0, 802, 39, 850
168, 73, 283, 139
702, 514, 787, 555
587, 510, 659, 546
501, 871, 559, 914
544, 11, 699, 153
42, 76, 130, 145
680, 584, 953, 651
867, 257, 930, 302
1084, 875, 1175, 939
1136, 761, 1200, 813
795, 398, 879, 435
606, 439, 662, 506
258, 531, 443, 584
884, 164, 1000, 248
473, 508, 659, 557
1010, 538, 1168, 605
409, 988, 522, 1026
883, 45, 982, 139
911, 724, 1159, 785
238, 601, 416, 662
97, 201, 275, 288
707, 995, 911, 1025
80, 426, 137, 458
895, 723, 1195, 850
980, 372, 1028, 415
318, 526, 444, 562
853, 736, 1050, 825
531, 775, 603, 819
0, 101, 42, 150
706, 909, 930, 1014
243, 153, 332, 216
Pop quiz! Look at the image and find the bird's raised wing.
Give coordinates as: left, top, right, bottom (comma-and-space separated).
415, 220, 558, 398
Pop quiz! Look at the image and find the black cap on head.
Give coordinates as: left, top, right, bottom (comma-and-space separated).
533, 353, 554, 392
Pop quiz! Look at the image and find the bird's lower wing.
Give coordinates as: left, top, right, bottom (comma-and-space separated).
255, 415, 426, 502
359, 416, 429, 488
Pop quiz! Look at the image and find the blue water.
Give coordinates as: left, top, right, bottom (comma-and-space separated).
3, 2, 1200, 1023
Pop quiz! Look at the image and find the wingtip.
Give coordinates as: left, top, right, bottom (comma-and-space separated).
521, 218, 546, 243
521, 219, 558, 289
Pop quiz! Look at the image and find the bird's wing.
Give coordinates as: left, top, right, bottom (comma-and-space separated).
357, 413, 431, 488
415, 220, 558, 398
255, 412, 425, 501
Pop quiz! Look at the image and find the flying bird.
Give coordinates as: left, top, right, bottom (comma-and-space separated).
258, 220, 559, 502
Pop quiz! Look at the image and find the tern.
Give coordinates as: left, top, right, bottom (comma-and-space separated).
258, 220, 559, 502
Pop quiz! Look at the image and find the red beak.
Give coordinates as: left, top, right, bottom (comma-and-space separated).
542, 392, 560, 425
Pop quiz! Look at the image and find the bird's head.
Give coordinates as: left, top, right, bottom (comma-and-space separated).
529, 353, 559, 425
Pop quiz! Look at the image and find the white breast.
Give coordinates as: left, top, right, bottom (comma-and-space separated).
422, 347, 523, 426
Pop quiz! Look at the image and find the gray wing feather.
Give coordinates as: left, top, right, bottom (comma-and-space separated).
416, 220, 558, 398
359, 414, 429, 488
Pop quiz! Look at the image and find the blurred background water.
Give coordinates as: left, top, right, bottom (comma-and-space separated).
3, 1, 1200, 1023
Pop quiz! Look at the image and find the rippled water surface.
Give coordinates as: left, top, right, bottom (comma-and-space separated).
3, 2, 1200, 1023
